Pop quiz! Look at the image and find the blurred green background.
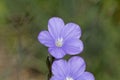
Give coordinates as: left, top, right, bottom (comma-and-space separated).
0, 0, 120, 80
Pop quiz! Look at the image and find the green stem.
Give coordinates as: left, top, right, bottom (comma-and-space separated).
46, 54, 55, 80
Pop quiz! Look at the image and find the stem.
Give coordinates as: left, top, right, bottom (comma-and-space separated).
46, 54, 55, 80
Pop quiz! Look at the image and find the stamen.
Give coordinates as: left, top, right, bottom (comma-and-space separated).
65, 77, 74, 80
55, 38, 63, 47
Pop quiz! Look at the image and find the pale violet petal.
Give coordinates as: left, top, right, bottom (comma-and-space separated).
50, 76, 64, 80
68, 56, 86, 78
52, 59, 68, 78
50, 76, 57, 80
38, 31, 54, 47
48, 17, 65, 39
48, 47, 66, 59
63, 39, 83, 55
61, 23, 81, 41
77, 72, 95, 80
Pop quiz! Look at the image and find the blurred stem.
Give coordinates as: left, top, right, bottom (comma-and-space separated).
46, 54, 55, 80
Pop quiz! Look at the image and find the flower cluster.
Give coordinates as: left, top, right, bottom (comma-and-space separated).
38, 17, 95, 80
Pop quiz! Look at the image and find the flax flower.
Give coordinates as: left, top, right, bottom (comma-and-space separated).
38, 17, 83, 58
51, 56, 95, 80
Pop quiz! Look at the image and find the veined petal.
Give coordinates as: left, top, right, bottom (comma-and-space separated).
48, 17, 65, 39
50, 76, 64, 80
38, 31, 54, 47
68, 56, 86, 79
52, 59, 68, 78
48, 47, 66, 59
61, 23, 81, 41
77, 72, 95, 80
63, 39, 83, 55
50, 76, 57, 80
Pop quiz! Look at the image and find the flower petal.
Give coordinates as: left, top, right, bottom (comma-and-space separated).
48, 47, 66, 58
50, 76, 57, 80
50, 76, 64, 80
61, 23, 81, 41
77, 72, 95, 80
48, 17, 65, 39
38, 31, 54, 47
68, 56, 86, 79
63, 39, 83, 55
52, 59, 68, 78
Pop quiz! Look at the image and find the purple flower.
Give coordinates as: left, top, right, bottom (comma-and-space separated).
38, 17, 83, 58
50, 56, 95, 80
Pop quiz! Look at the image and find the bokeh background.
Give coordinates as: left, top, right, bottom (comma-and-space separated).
0, 0, 120, 80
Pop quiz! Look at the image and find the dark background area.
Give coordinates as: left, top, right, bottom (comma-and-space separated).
0, 0, 120, 80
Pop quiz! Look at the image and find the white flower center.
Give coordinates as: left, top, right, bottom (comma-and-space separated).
55, 38, 63, 47
65, 77, 74, 80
